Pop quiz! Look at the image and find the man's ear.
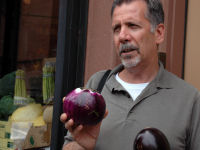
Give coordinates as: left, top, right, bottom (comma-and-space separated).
155, 23, 165, 44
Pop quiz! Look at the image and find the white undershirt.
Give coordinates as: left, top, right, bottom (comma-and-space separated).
115, 73, 149, 101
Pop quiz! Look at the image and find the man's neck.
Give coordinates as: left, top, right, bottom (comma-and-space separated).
118, 62, 159, 84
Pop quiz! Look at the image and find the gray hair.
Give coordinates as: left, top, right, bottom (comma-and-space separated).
111, 0, 164, 32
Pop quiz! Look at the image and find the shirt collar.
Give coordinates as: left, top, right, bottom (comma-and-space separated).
106, 62, 173, 92
152, 62, 173, 89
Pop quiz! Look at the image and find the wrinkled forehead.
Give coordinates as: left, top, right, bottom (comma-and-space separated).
112, 0, 148, 17
112, 0, 148, 21
111, 0, 148, 16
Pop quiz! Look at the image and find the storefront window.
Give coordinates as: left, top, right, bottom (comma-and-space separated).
17, 0, 58, 103
0, 0, 59, 149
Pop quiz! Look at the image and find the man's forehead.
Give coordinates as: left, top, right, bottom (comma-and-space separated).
112, 0, 147, 17
112, 1, 148, 24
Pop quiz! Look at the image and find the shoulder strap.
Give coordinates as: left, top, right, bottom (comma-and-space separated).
97, 69, 111, 93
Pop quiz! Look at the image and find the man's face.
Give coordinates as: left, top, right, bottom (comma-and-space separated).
112, 0, 164, 68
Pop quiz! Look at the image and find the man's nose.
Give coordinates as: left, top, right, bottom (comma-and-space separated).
119, 27, 131, 43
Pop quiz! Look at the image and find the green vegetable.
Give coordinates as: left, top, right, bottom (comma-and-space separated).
0, 72, 16, 97
42, 62, 55, 104
14, 70, 27, 98
0, 95, 18, 120
14, 70, 34, 105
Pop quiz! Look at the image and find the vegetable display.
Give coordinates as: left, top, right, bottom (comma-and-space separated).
14, 69, 34, 105
0, 71, 16, 97
14, 70, 27, 98
43, 105, 53, 123
10, 103, 43, 122
63, 88, 106, 125
0, 95, 18, 120
134, 127, 170, 150
42, 62, 55, 104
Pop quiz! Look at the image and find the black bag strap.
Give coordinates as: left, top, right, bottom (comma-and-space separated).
97, 69, 111, 93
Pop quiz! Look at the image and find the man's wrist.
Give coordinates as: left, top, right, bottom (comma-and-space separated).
63, 141, 85, 150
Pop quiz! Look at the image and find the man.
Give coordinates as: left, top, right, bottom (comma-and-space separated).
61, 0, 200, 149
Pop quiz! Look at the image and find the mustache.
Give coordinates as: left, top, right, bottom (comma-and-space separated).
119, 43, 139, 55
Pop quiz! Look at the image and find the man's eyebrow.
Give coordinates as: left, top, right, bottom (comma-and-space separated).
112, 24, 118, 28
112, 23, 120, 29
125, 22, 137, 26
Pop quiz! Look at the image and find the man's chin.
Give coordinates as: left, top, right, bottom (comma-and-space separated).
121, 58, 141, 68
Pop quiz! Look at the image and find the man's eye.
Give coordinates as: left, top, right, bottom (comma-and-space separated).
130, 24, 139, 29
113, 26, 120, 33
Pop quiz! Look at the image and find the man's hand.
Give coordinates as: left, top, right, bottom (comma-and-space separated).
62, 141, 85, 150
60, 110, 108, 150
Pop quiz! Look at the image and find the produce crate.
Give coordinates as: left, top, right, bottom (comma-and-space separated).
0, 138, 14, 149
23, 123, 51, 149
0, 121, 14, 149
1, 120, 51, 149
0, 121, 11, 139
11, 123, 52, 149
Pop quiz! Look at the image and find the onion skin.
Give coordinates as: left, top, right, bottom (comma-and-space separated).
63, 88, 106, 125
134, 127, 170, 150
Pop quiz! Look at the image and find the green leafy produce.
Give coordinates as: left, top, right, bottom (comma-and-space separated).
0, 72, 16, 97
0, 95, 18, 120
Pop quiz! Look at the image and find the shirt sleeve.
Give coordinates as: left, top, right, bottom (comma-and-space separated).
63, 131, 74, 146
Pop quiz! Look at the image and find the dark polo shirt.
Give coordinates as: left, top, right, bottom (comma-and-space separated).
64, 63, 200, 150
85, 63, 200, 150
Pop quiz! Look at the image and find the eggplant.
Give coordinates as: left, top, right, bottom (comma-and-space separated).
63, 87, 106, 125
134, 127, 170, 150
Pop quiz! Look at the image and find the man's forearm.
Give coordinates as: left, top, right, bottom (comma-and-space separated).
62, 141, 85, 150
